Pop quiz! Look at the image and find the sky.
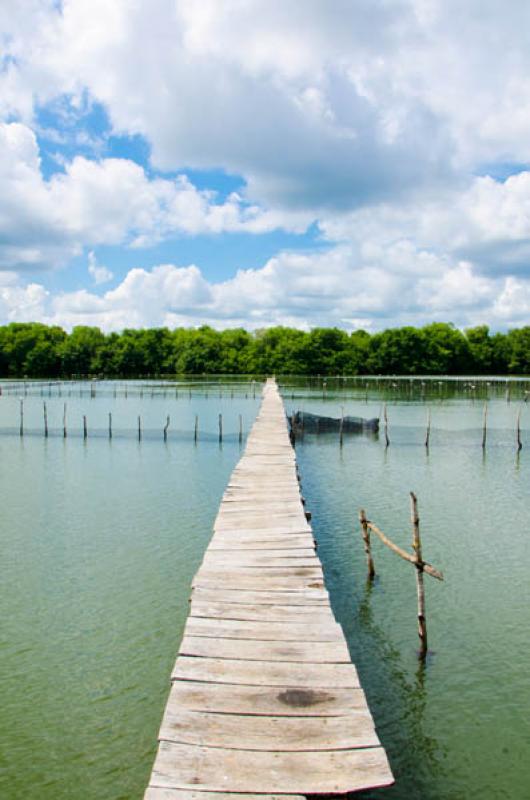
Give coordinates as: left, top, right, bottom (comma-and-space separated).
2, 0, 530, 333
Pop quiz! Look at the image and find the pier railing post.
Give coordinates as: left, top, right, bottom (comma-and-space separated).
410, 492, 427, 659
359, 509, 375, 580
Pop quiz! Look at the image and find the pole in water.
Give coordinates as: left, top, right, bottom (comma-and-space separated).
516, 408, 522, 452
163, 415, 170, 441
138, 415, 142, 441
482, 402, 488, 450
194, 414, 198, 443
239, 414, 243, 444
339, 406, 344, 447
384, 403, 390, 448
218, 413, 223, 443
19, 399, 24, 437
410, 492, 428, 660
425, 408, 431, 449
63, 403, 67, 438
108, 412, 112, 440
43, 402, 48, 438
359, 509, 375, 580
83, 415, 88, 440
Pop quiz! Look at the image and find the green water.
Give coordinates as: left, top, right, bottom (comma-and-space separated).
0, 381, 261, 800
1, 378, 529, 799
284, 379, 530, 800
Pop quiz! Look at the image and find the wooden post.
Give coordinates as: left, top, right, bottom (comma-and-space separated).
108, 412, 112, 440
384, 404, 390, 447
43, 402, 48, 438
218, 413, 223, 443
19, 399, 24, 437
359, 509, 375, 580
163, 415, 170, 441
194, 414, 198, 443
63, 403, 67, 438
425, 408, 431, 449
238, 414, 243, 444
290, 412, 296, 446
138, 415, 142, 441
83, 415, 88, 440
339, 406, 344, 447
516, 408, 522, 452
410, 492, 427, 659
482, 402, 488, 450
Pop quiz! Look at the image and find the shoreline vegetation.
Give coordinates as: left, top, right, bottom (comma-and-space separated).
1, 321, 530, 378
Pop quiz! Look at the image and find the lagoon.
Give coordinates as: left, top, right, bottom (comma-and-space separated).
1, 377, 529, 799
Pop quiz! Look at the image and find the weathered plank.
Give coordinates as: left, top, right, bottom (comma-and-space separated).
171, 656, 360, 688
150, 741, 393, 794
179, 636, 350, 663
201, 556, 318, 569
159, 709, 379, 751
166, 680, 368, 716
188, 600, 335, 623
208, 535, 316, 550
190, 587, 329, 606
185, 616, 344, 642
192, 573, 324, 593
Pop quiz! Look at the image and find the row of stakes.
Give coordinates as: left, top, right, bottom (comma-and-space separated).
0, 383, 258, 400
291, 402, 524, 451
17, 400, 243, 444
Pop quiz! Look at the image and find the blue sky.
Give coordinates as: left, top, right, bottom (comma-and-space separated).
2, 1, 530, 331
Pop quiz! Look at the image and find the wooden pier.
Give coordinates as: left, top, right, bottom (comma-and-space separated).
145, 378, 393, 799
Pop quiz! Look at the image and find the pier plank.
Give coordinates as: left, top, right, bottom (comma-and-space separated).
150, 741, 393, 795
159, 708, 379, 751
185, 616, 343, 642
171, 656, 360, 688
179, 635, 350, 662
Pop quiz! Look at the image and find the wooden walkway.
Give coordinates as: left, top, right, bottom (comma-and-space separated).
145, 379, 393, 799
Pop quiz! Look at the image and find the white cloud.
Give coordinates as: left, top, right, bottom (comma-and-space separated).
87, 251, 113, 285
0, 247, 526, 333
3, 1, 530, 331
0, 121, 307, 270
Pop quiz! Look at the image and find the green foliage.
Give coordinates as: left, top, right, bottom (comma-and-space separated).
0, 321, 527, 377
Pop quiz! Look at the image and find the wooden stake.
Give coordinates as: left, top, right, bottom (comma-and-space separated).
411, 492, 427, 659
359, 509, 375, 580
194, 414, 199, 443
108, 412, 112, 440
43, 401, 48, 438
339, 406, 344, 447
516, 408, 522, 452
482, 402, 488, 450
138, 415, 142, 441
238, 414, 243, 444
218, 413, 223, 443
63, 403, 67, 438
425, 408, 431, 449
384, 404, 389, 447
19, 399, 24, 437
83, 415, 88, 440
163, 415, 170, 441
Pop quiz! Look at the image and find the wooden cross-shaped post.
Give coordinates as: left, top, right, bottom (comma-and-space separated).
359, 493, 443, 659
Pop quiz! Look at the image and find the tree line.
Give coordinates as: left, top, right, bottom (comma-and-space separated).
0, 322, 530, 378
